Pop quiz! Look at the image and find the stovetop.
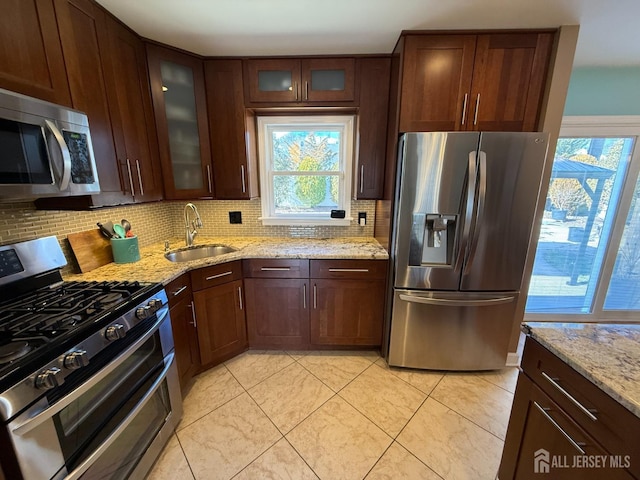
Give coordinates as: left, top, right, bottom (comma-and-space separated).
0, 280, 161, 392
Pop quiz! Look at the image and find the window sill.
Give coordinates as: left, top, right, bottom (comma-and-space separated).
260, 217, 353, 227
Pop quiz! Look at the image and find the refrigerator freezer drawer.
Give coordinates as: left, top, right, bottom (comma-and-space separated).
388, 290, 517, 370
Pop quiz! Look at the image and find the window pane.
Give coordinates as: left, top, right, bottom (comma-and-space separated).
604, 172, 640, 310
274, 175, 339, 214
272, 131, 340, 172
527, 137, 633, 313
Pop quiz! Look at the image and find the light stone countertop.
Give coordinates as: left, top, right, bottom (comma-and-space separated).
63, 236, 389, 286
523, 322, 640, 418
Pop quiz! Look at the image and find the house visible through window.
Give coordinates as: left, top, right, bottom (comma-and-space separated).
257, 115, 354, 225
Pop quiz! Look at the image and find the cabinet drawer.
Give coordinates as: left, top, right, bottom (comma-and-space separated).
242, 259, 309, 278
191, 260, 242, 291
310, 259, 387, 279
165, 274, 192, 308
522, 339, 639, 477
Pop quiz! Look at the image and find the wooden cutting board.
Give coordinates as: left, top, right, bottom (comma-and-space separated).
67, 229, 113, 273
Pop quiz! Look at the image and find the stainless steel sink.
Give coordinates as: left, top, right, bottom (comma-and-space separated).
164, 244, 236, 263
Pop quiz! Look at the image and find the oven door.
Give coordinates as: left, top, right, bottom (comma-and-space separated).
7, 309, 182, 480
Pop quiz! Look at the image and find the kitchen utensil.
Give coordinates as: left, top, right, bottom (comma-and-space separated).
96, 222, 114, 239
113, 223, 126, 239
121, 219, 131, 233
68, 229, 114, 272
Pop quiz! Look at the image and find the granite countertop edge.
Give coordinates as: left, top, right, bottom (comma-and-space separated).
63, 236, 389, 286
523, 322, 640, 419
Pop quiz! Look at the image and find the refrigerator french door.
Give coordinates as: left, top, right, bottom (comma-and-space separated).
388, 132, 549, 370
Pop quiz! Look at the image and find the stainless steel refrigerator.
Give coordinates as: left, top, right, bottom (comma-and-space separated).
387, 132, 549, 370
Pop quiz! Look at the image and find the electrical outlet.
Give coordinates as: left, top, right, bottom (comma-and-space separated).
229, 211, 242, 224
358, 212, 367, 226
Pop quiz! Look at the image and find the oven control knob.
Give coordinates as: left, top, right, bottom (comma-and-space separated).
148, 298, 163, 312
105, 323, 126, 341
35, 367, 63, 390
63, 350, 89, 370
136, 306, 150, 320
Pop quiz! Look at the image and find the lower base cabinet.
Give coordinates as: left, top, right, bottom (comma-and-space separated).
190, 261, 247, 368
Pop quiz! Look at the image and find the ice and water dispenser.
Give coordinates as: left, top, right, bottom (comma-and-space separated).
408, 213, 457, 267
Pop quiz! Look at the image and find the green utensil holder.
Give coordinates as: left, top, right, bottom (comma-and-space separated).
110, 236, 140, 263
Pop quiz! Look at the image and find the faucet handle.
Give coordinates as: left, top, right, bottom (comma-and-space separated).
164, 240, 170, 252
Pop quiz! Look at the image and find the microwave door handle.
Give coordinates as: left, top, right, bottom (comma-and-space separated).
44, 120, 72, 191
455, 151, 477, 272
463, 150, 487, 275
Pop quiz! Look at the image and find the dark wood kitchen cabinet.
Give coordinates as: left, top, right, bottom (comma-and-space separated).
0, 0, 71, 106
244, 57, 356, 105
309, 260, 387, 346
191, 261, 248, 367
205, 59, 259, 199
354, 57, 390, 199
499, 338, 639, 479
102, 17, 163, 203
166, 274, 200, 390
147, 44, 214, 199
243, 259, 310, 348
398, 31, 554, 132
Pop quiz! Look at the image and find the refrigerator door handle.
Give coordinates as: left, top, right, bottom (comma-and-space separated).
456, 151, 478, 272
398, 293, 515, 307
464, 151, 487, 275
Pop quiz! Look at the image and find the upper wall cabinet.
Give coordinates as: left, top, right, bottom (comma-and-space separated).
147, 44, 214, 199
399, 31, 554, 132
244, 58, 356, 105
0, 0, 71, 106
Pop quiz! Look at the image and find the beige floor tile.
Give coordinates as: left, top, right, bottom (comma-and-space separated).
233, 438, 318, 480
365, 442, 441, 480
249, 362, 334, 434
225, 350, 295, 389
147, 434, 194, 480
397, 398, 503, 480
178, 392, 282, 480
474, 367, 520, 393
298, 351, 379, 392
374, 358, 444, 395
178, 364, 245, 430
287, 396, 392, 480
430, 373, 514, 439
340, 363, 426, 437
285, 350, 311, 360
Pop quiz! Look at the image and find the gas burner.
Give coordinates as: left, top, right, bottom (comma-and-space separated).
0, 341, 31, 365
95, 292, 125, 307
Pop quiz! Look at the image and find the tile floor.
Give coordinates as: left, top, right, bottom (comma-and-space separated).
147, 350, 518, 480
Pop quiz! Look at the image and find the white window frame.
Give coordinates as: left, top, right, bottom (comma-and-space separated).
524, 115, 640, 322
257, 115, 354, 226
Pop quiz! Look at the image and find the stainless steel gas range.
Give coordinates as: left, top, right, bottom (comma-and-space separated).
0, 236, 182, 480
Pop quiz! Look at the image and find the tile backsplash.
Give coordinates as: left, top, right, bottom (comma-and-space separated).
0, 199, 375, 274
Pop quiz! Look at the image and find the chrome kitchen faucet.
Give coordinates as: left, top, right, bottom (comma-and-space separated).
184, 203, 203, 247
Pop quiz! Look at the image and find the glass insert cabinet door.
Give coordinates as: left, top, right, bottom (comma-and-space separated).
526, 134, 640, 318
159, 60, 204, 191
246, 58, 355, 103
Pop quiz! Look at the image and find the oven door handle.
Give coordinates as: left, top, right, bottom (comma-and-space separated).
64, 351, 175, 480
12, 305, 169, 436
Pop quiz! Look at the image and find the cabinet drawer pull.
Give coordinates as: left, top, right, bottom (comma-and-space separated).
189, 301, 197, 328
533, 402, 586, 454
172, 285, 187, 297
206, 165, 213, 193
260, 267, 291, 271
313, 284, 317, 309
541, 372, 598, 421
461, 93, 469, 126
135, 159, 144, 196
294, 81, 298, 101
125, 159, 135, 196
205, 271, 233, 281
238, 286, 243, 310
305, 81, 309, 101
240, 165, 246, 193
328, 268, 369, 273
360, 165, 364, 194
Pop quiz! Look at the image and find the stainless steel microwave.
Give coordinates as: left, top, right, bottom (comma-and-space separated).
0, 88, 100, 201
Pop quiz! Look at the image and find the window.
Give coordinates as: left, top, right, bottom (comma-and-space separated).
525, 116, 640, 321
257, 115, 354, 225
